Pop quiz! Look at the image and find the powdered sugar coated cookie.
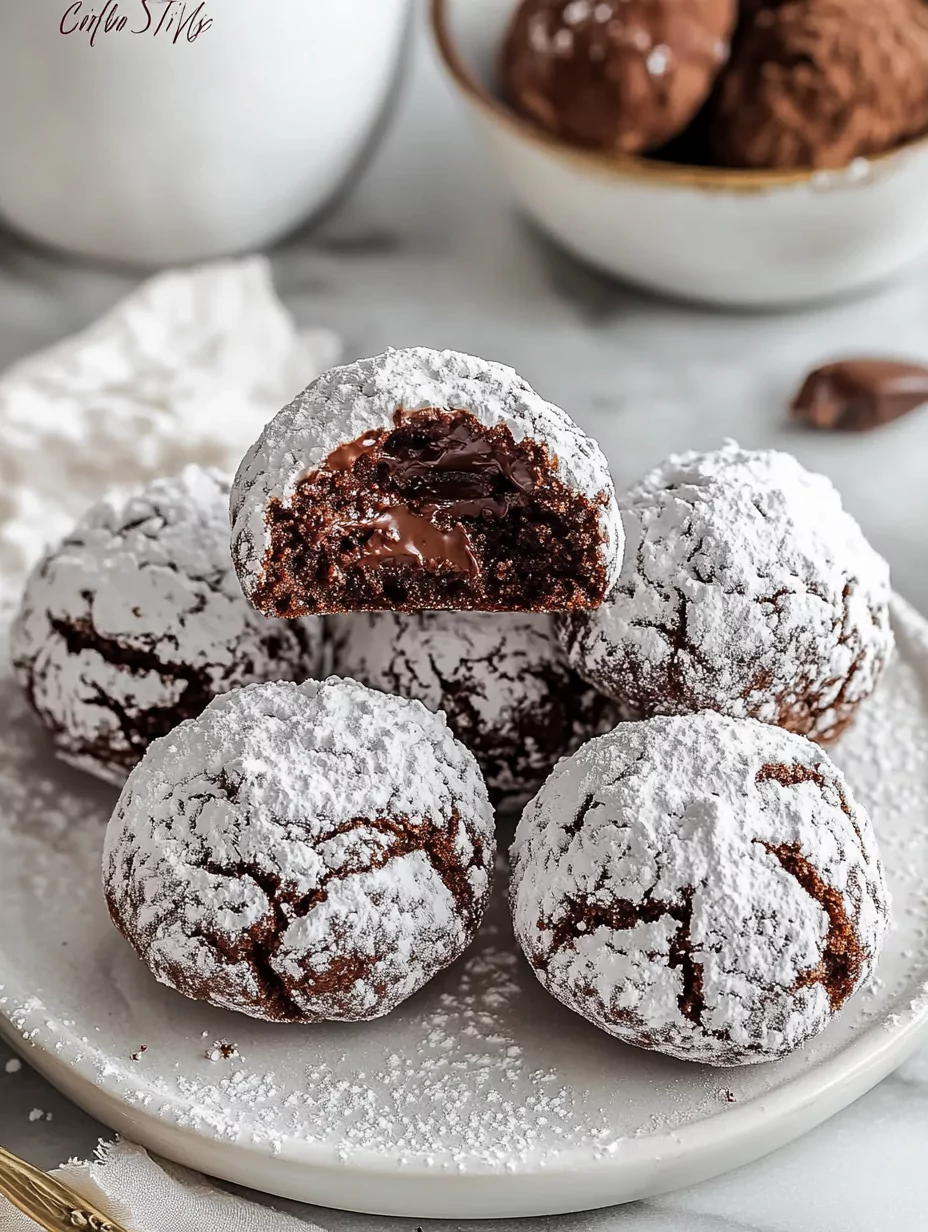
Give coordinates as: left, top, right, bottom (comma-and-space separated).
12, 467, 322, 786
104, 676, 496, 1023
330, 609, 616, 812
558, 442, 892, 742
510, 710, 888, 1065
231, 347, 623, 615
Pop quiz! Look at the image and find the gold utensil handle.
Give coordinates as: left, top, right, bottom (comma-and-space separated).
0, 1145, 132, 1232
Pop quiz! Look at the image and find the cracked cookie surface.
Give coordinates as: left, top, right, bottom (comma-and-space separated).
557, 442, 893, 742
329, 610, 617, 813
103, 676, 496, 1023
509, 710, 888, 1065
11, 467, 323, 787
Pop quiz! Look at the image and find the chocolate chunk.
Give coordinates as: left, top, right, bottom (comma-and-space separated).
791, 359, 928, 431
378, 415, 536, 496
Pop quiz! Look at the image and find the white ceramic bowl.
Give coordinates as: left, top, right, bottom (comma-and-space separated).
0, 0, 410, 267
432, 0, 928, 308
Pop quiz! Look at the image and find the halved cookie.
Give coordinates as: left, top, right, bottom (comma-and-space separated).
231, 347, 623, 615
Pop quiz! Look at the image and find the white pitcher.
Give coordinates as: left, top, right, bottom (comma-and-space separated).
0, 0, 410, 265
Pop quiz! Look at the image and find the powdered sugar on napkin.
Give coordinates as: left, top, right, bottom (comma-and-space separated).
0, 257, 339, 597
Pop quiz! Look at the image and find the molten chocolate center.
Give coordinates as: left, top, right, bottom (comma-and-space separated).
318, 410, 537, 575
351, 508, 478, 573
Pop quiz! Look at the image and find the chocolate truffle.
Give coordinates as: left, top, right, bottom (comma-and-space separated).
330, 610, 617, 812
503, 0, 736, 155
713, 0, 928, 169
230, 347, 623, 616
11, 467, 323, 786
558, 442, 893, 743
103, 677, 496, 1023
510, 711, 888, 1065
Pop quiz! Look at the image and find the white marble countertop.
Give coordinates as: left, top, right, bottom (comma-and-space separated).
3, 10, 928, 1231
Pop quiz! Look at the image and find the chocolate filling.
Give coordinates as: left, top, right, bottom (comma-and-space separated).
253, 408, 608, 615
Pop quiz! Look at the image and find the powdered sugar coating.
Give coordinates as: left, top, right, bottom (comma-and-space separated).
230, 347, 623, 604
510, 710, 888, 1066
558, 442, 893, 741
329, 610, 617, 812
11, 467, 323, 786
103, 676, 496, 1023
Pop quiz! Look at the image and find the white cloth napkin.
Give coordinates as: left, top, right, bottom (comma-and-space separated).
0, 256, 339, 601
0, 1139, 322, 1231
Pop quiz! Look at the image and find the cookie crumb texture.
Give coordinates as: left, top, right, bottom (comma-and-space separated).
510, 711, 888, 1065
11, 467, 323, 787
103, 677, 496, 1023
558, 442, 893, 742
330, 610, 617, 813
230, 348, 623, 615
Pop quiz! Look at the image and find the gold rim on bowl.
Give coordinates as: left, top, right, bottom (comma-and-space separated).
429, 0, 926, 193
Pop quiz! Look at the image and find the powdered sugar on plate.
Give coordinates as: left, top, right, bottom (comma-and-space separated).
1, 599, 928, 1207
0, 257, 339, 600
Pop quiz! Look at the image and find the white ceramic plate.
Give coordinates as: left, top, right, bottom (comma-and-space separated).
2, 600, 928, 1220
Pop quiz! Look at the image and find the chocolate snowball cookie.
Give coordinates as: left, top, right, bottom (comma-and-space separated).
504, 0, 736, 155
510, 711, 888, 1065
11, 467, 323, 786
330, 610, 617, 812
103, 677, 496, 1023
558, 442, 893, 743
230, 347, 623, 616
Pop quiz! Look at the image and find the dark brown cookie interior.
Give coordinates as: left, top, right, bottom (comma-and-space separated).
253, 409, 608, 615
